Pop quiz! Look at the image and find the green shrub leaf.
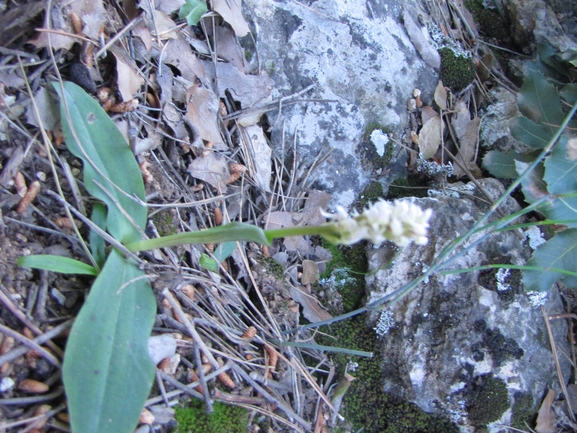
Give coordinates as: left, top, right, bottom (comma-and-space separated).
523, 229, 577, 291
18, 255, 98, 275
517, 66, 564, 129
53, 81, 146, 244
510, 116, 552, 149
561, 83, 577, 106
63, 249, 156, 433
178, 0, 208, 25
482, 150, 524, 178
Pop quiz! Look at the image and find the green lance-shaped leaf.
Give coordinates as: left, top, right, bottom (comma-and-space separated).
517, 66, 564, 131
125, 221, 271, 252
53, 81, 146, 244
63, 249, 156, 433
523, 229, 577, 291
89, 202, 107, 269
179, 0, 208, 25
18, 255, 98, 276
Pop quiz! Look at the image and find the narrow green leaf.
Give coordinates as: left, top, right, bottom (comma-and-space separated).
517, 67, 564, 129
18, 255, 98, 276
89, 202, 107, 269
178, 0, 208, 25
63, 249, 156, 433
125, 222, 270, 252
561, 83, 577, 106
523, 229, 577, 291
199, 253, 219, 272
53, 81, 146, 244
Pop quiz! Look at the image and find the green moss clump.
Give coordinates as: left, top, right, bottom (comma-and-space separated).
387, 177, 429, 200
263, 256, 285, 280
318, 315, 458, 433
511, 392, 536, 430
467, 375, 509, 426
152, 210, 177, 236
175, 400, 249, 433
464, 0, 509, 43
318, 239, 367, 313
438, 47, 476, 91
354, 182, 384, 211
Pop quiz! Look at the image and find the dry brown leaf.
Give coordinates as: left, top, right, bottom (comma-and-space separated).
434, 81, 448, 110
213, 25, 247, 71
109, 45, 144, 102
418, 115, 444, 159
133, 20, 153, 52
163, 37, 206, 82
453, 117, 481, 178
267, 190, 331, 253
212, 0, 250, 37
29, 0, 105, 50
156, 0, 185, 14
186, 85, 224, 148
420, 105, 438, 125
187, 152, 230, 192
242, 124, 271, 191
301, 260, 319, 285
450, 100, 471, 140
150, 11, 179, 40
26, 86, 59, 130
535, 389, 556, 433
163, 103, 190, 142
289, 284, 332, 323
210, 62, 274, 109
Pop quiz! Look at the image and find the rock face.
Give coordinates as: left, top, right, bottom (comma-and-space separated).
365, 179, 570, 432
242, 0, 439, 208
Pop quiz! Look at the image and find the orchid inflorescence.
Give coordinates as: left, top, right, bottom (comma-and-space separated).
321, 199, 433, 247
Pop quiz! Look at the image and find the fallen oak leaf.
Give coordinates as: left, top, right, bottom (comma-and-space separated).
535, 389, 556, 433
418, 115, 444, 159
212, 0, 250, 37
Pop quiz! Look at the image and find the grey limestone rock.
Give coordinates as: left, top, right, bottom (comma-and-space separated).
365, 179, 570, 432
242, 0, 439, 208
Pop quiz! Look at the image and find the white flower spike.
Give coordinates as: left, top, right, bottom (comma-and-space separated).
322, 199, 432, 247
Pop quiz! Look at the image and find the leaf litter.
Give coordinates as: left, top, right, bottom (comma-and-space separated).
0, 0, 352, 431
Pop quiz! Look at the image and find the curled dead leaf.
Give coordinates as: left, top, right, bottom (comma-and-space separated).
434, 81, 448, 110
418, 115, 444, 159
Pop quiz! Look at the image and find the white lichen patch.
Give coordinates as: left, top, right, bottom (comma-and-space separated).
319, 268, 355, 289
369, 129, 390, 157
374, 309, 395, 336
496, 268, 511, 291
525, 225, 546, 250
527, 291, 548, 308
